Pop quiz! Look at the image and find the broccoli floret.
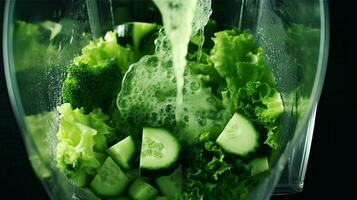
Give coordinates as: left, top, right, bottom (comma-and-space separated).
61, 31, 138, 112
62, 58, 121, 112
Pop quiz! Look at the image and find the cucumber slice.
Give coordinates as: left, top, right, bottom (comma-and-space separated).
216, 113, 259, 156
129, 179, 158, 200
90, 157, 129, 197
155, 166, 182, 197
250, 157, 269, 176
107, 136, 136, 169
115, 22, 158, 48
140, 128, 180, 172
132, 22, 158, 48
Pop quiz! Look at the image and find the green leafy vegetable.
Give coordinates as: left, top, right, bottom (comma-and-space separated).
210, 28, 276, 106
209, 28, 284, 149
236, 82, 284, 149
179, 132, 233, 199
74, 31, 137, 74
179, 132, 265, 200
56, 103, 114, 186
171, 28, 284, 199
187, 51, 225, 96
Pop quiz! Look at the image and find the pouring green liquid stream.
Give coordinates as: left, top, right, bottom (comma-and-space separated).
153, 0, 212, 121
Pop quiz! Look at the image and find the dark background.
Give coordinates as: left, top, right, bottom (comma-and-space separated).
0, 1, 355, 200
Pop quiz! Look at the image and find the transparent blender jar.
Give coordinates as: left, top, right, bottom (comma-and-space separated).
3, 0, 329, 199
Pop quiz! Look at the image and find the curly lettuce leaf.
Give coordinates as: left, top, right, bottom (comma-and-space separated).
236, 82, 284, 149
56, 103, 114, 186
209, 28, 284, 149
187, 51, 226, 97
210, 29, 276, 110
181, 156, 265, 200
206, 171, 266, 200
199, 132, 233, 180
74, 31, 138, 74
179, 132, 233, 199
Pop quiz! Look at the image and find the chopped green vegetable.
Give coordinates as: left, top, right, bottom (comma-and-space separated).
132, 22, 158, 48
62, 32, 139, 112
236, 82, 284, 149
74, 31, 137, 73
129, 179, 159, 200
249, 157, 269, 176
55, 103, 114, 186
90, 157, 130, 197
209, 29, 284, 149
140, 128, 181, 175
155, 166, 182, 197
107, 135, 137, 169
49, 12, 285, 199
216, 113, 259, 156
178, 132, 233, 199
62, 58, 121, 112
210, 29, 276, 110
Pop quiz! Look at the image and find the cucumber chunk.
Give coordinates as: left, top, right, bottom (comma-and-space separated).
132, 22, 158, 48
140, 127, 180, 172
90, 157, 129, 197
107, 136, 136, 169
216, 113, 259, 156
155, 166, 182, 197
250, 157, 269, 176
115, 22, 158, 48
129, 179, 158, 200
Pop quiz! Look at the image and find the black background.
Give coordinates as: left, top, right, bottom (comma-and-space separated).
0, 1, 355, 199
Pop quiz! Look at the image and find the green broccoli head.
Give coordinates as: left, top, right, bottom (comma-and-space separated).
61, 31, 139, 112
62, 58, 121, 112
